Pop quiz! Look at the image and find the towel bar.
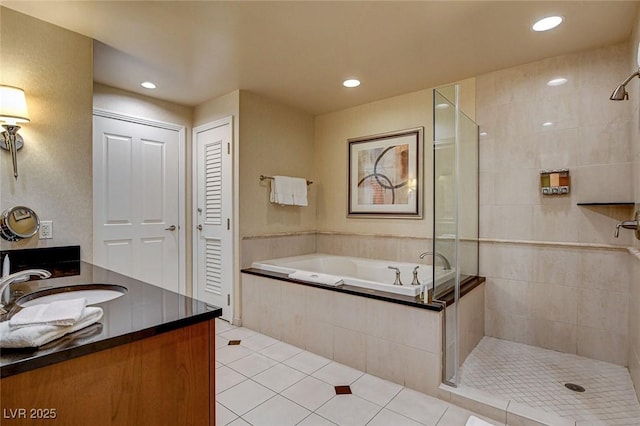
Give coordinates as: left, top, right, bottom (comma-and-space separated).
260, 175, 313, 185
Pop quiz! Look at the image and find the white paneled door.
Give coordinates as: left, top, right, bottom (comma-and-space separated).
93, 112, 184, 294
193, 117, 233, 321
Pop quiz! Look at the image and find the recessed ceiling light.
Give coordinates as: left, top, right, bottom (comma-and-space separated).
479, 131, 488, 137
343, 79, 360, 88
532, 16, 563, 32
141, 81, 156, 89
547, 77, 568, 86
435, 103, 449, 109
543, 121, 554, 127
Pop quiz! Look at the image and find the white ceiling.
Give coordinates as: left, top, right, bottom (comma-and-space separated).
3, 1, 639, 114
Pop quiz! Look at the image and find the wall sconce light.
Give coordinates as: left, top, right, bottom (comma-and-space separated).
0, 85, 30, 179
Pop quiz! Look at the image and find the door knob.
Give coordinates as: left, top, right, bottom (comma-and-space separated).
165, 225, 177, 231
197, 224, 203, 231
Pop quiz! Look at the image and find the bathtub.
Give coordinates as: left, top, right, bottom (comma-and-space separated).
250, 253, 456, 297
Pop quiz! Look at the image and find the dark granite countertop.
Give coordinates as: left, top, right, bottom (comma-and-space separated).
1, 261, 222, 378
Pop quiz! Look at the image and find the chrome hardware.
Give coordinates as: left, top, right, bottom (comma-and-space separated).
197, 224, 203, 231
387, 266, 402, 286
411, 266, 421, 286
615, 210, 640, 240
164, 225, 177, 231
0, 269, 51, 307
419, 251, 452, 270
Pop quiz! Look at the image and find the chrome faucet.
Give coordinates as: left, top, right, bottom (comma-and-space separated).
419, 251, 452, 270
0, 269, 51, 306
615, 210, 640, 240
411, 266, 421, 286
387, 266, 403, 285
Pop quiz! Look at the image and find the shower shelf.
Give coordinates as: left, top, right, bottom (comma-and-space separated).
577, 202, 635, 206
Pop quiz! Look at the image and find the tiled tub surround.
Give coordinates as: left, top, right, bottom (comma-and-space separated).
241, 232, 434, 269
240, 270, 485, 398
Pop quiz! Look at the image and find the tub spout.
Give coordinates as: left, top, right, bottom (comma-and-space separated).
418, 251, 452, 270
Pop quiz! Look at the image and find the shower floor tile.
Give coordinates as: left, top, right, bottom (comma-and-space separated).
459, 336, 640, 424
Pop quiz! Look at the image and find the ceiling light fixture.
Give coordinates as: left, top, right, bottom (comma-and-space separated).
343, 79, 360, 88
435, 103, 450, 109
532, 16, 563, 32
547, 77, 568, 86
542, 121, 554, 127
141, 81, 156, 89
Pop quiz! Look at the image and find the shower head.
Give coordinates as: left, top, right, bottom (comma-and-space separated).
610, 68, 640, 101
610, 84, 629, 101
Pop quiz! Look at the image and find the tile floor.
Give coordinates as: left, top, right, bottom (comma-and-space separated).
459, 337, 640, 425
214, 318, 498, 426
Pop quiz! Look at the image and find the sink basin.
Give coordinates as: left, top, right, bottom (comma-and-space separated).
16, 284, 128, 307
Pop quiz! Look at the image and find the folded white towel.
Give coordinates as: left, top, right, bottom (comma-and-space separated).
9, 297, 87, 329
465, 415, 495, 426
0, 306, 103, 348
288, 271, 343, 286
270, 176, 295, 206
291, 177, 308, 206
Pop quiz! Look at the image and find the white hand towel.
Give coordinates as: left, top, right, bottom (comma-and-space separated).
0, 306, 103, 348
291, 177, 308, 206
270, 176, 294, 205
9, 297, 87, 329
465, 415, 495, 426
288, 271, 343, 286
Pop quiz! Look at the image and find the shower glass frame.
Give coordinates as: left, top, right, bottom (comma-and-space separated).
432, 84, 479, 387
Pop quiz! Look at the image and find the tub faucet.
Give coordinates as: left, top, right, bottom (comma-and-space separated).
411, 266, 421, 286
418, 251, 452, 270
0, 269, 51, 307
387, 266, 403, 285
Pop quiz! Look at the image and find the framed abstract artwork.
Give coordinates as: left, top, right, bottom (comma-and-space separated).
347, 127, 423, 218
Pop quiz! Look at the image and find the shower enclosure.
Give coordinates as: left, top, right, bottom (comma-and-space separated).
432, 84, 479, 386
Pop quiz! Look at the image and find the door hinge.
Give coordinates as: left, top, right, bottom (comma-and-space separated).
227, 143, 230, 155
227, 294, 230, 306
227, 218, 230, 230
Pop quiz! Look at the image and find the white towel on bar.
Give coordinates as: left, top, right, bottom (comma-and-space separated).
270, 176, 295, 205
288, 271, 343, 286
0, 306, 103, 348
291, 177, 308, 206
9, 297, 87, 329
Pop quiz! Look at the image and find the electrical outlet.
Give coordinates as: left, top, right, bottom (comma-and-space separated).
39, 221, 53, 239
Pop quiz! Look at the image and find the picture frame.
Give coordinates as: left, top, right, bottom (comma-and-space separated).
347, 127, 423, 218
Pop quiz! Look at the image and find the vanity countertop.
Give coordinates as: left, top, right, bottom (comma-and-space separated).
0, 262, 222, 378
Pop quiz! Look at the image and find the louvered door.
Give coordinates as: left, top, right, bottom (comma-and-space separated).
194, 118, 233, 320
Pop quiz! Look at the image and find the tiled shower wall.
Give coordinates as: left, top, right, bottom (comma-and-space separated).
476, 42, 635, 366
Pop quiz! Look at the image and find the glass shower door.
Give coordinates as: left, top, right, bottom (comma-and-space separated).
433, 84, 478, 386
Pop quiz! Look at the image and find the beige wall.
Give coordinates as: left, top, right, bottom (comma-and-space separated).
0, 8, 93, 260
477, 43, 634, 365
238, 91, 316, 239
628, 6, 640, 397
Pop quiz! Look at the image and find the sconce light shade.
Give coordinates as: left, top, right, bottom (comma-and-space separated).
0, 85, 29, 179
0, 85, 30, 124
